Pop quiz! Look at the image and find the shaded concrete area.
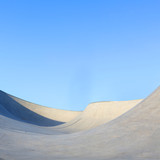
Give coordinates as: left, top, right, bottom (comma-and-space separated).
0, 87, 160, 160
0, 90, 80, 126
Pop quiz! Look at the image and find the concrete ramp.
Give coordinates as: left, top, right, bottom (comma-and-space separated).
55, 99, 142, 132
0, 90, 81, 126
0, 86, 160, 160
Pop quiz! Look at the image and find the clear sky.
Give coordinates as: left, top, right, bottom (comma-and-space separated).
0, 0, 160, 111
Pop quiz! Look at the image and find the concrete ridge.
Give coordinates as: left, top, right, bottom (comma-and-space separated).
88, 99, 143, 104
0, 90, 80, 112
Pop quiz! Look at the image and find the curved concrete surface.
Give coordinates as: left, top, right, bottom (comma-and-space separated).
0, 87, 160, 160
54, 99, 142, 132
0, 90, 81, 126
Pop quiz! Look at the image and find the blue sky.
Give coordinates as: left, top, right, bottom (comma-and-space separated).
0, 0, 160, 111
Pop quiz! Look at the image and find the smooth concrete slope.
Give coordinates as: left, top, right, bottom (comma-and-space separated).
55, 99, 142, 132
0, 103, 65, 135
0, 86, 160, 160
0, 90, 142, 133
0, 91, 81, 126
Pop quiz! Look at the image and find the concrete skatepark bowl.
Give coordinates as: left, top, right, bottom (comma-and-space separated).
0, 87, 160, 160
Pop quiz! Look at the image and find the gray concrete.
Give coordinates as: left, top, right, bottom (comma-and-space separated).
0, 87, 159, 160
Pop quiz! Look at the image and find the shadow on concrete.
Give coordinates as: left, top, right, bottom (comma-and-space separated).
0, 91, 64, 126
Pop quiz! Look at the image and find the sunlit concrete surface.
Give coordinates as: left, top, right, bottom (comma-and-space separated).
0, 87, 160, 160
